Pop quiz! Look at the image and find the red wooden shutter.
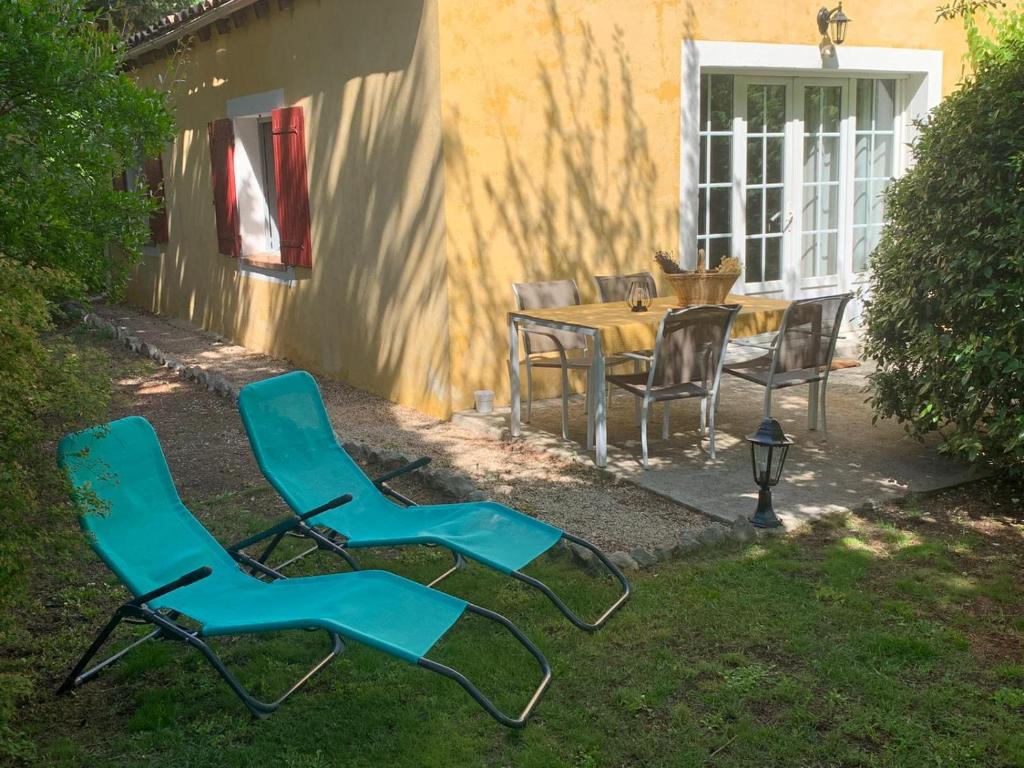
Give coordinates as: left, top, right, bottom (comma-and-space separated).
271, 107, 312, 268
144, 155, 169, 244
208, 118, 240, 257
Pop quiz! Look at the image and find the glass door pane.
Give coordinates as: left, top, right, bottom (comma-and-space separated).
697, 74, 735, 268
744, 83, 787, 284
852, 79, 897, 272
800, 84, 842, 279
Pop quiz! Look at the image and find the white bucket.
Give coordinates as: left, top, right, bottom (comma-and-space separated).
474, 390, 495, 414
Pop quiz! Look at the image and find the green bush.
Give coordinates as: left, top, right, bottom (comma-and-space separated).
863, 7, 1024, 476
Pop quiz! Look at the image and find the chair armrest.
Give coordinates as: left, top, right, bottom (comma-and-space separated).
131, 566, 212, 606
227, 493, 353, 553
620, 351, 654, 363
373, 457, 431, 486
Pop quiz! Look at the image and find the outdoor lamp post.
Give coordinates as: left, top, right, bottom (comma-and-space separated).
817, 3, 850, 57
746, 418, 793, 529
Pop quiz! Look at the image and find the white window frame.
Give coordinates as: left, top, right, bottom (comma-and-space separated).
680, 41, 942, 293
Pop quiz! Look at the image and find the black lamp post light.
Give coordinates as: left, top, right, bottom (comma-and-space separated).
746, 418, 793, 529
817, 2, 851, 57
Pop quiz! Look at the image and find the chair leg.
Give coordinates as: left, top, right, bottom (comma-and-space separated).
524, 363, 533, 424
699, 397, 707, 436
662, 402, 671, 440
560, 364, 570, 440
707, 399, 716, 459
640, 400, 650, 469
57, 607, 134, 694
807, 381, 819, 431
819, 376, 830, 439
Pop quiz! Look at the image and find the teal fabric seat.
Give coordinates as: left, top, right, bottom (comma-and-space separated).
57, 416, 550, 725
237, 371, 631, 631
238, 372, 563, 574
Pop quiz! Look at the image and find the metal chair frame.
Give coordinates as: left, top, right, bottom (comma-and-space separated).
607, 305, 740, 468
724, 293, 852, 436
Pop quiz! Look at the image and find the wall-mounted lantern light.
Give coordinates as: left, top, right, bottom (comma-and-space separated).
817, 3, 851, 57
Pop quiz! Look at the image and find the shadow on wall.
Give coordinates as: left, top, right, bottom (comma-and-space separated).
441, 0, 699, 408
137, 0, 452, 415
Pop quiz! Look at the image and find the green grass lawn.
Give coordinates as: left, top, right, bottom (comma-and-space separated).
2, 331, 1022, 767
6, 482, 1023, 767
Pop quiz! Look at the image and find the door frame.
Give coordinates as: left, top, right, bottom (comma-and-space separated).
680, 41, 943, 301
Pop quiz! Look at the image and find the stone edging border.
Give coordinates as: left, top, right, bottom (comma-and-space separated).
84, 310, 778, 572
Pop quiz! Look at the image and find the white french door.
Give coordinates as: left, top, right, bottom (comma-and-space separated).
697, 73, 902, 303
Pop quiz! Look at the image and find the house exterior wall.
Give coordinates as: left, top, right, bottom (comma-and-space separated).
436, 0, 971, 411
127, 0, 453, 417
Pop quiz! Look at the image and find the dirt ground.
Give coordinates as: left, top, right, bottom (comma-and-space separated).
95, 307, 713, 551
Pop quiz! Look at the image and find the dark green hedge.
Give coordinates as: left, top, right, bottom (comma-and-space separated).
864, 17, 1024, 476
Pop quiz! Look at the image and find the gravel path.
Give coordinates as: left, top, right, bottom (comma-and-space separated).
93, 304, 714, 551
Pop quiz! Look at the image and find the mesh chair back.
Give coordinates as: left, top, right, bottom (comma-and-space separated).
652, 304, 740, 388
774, 294, 851, 374
57, 417, 239, 598
593, 272, 658, 303
512, 279, 587, 355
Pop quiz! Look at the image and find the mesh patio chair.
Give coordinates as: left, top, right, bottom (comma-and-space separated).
236, 371, 631, 632
606, 304, 740, 468
57, 416, 552, 728
593, 271, 658, 303
512, 279, 630, 439
723, 293, 852, 436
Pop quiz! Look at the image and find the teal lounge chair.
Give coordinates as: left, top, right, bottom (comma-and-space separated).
236, 371, 630, 631
57, 416, 550, 727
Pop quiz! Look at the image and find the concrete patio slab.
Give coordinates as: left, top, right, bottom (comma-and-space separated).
455, 361, 974, 528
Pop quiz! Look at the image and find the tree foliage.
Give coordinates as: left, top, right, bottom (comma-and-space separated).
864, 6, 1024, 476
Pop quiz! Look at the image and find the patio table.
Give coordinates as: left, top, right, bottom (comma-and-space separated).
508, 294, 791, 467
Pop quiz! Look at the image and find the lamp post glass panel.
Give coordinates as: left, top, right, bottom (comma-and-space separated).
746, 418, 793, 529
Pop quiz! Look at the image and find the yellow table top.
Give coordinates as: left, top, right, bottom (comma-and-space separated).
511, 294, 790, 357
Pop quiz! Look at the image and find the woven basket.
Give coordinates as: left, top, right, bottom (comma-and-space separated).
664, 270, 740, 307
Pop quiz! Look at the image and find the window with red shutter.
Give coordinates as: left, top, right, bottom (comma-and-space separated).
208, 118, 240, 257
143, 155, 169, 244
271, 107, 312, 268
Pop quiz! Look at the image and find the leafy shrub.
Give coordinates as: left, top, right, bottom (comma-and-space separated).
863, 8, 1024, 476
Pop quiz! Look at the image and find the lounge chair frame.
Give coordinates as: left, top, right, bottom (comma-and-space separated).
60, 504, 552, 728
253, 458, 631, 632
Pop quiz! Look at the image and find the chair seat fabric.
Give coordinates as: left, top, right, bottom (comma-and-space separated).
238, 372, 564, 575
606, 371, 708, 402
723, 355, 825, 389
153, 569, 466, 662
317, 499, 563, 574
58, 416, 466, 664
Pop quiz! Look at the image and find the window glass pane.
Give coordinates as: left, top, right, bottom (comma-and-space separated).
700, 74, 709, 127
709, 75, 734, 131
824, 232, 838, 274
766, 187, 784, 233
745, 237, 763, 283
699, 135, 707, 182
854, 180, 870, 226
747, 189, 764, 235
710, 135, 732, 183
856, 78, 873, 131
853, 229, 869, 272
708, 237, 732, 268
766, 85, 786, 132
764, 236, 782, 281
747, 139, 763, 183
855, 134, 870, 178
801, 233, 816, 278
875, 79, 896, 129
804, 87, 821, 130
870, 180, 886, 223
803, 137, 818, 182
698, 188, 707, 236
709, 187, 731, 234
747, 85, 765, 133
766, 137, 784, 184
822, 87, 841, 132
821, 183, 839, 228
821, 136, 840, 182
873, 134, 894, 179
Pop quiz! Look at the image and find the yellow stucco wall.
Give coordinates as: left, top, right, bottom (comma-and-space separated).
128, 0, 453, 417
436, 0, 972, 411
127, 0, 972, 419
